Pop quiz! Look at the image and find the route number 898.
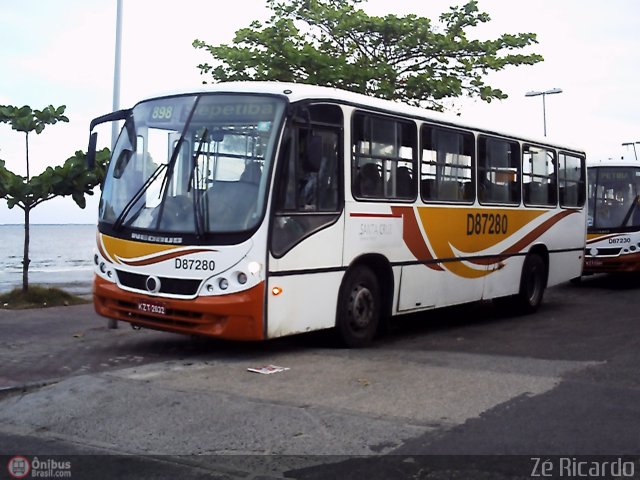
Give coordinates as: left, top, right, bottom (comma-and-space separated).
151, 106, 173, 121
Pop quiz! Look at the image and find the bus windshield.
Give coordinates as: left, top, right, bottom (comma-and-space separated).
588, 166, 640, 229
99, 94, 285, 235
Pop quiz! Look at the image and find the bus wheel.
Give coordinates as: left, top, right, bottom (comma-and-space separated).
335, 266, 380, 348
515, 253, 546, 313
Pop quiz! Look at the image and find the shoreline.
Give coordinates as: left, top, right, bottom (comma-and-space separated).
0, 280, 93, 296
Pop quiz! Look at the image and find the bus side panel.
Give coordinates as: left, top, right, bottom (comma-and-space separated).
548, 250, 583, 286
482, 209, 586, 296
397, 265, 436, 312
267, 273, 343, 338
266, 216, 345, 338
397, 264, 487, 312
482, 255, 525, 300
547, 209, 587, 285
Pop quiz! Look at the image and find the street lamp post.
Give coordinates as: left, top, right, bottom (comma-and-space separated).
112, 0, 123, 150
621, 142, 640, 161
525, 88, 563, 137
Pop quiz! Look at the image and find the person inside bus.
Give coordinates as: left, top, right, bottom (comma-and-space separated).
299, 171, 318, 210
356, 162, 383, 197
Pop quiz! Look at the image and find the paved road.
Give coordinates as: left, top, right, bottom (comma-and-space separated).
1, 275, 640, 478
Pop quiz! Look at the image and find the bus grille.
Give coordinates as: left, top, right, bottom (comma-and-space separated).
116, 270, 202, 296
590, 247, 622, 257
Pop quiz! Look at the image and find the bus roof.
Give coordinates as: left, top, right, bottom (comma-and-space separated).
141, 81, 585, 154
587, 158, 640, 168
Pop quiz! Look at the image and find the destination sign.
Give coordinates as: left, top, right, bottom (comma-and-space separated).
146, 97, 280, 126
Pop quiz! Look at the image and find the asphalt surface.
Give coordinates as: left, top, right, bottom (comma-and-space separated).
1, 275, 640, 479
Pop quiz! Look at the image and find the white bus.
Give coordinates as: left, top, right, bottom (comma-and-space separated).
87, 82, 587, 347
584, 158, 640, 274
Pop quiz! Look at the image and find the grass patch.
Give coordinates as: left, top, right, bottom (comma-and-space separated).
0, 285, 90, 310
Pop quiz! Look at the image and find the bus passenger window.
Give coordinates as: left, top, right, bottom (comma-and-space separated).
421, 125, 474, 203
478, 136, 520, 205
352, 112, 417, 201
523, 146, 556, 207
559, 153, 586, 208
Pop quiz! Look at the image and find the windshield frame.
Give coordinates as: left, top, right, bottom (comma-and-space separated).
98, 92, 288, 245
588, 165, 640, 232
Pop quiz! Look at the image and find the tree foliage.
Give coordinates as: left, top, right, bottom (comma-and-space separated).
193, 0, 543, 111
0, 104, 110, 291
0, 151, 109, 210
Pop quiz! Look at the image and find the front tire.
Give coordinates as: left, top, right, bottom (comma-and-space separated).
335, 266, 380, 348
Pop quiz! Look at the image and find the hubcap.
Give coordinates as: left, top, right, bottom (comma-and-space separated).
350, 286, 373, 330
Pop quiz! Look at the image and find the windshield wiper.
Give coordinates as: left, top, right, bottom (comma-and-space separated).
153, 97, 202, 231
113, 163, 167, 231
188, 129, 208, 238
620, 194, 640, 227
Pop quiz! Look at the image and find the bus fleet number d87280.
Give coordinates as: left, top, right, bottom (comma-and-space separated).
466, 213, 508, 236
175, 259, 216, 271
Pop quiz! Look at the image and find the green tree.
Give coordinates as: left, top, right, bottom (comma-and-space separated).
0, 105, 110, 292
193, 0, 543, 111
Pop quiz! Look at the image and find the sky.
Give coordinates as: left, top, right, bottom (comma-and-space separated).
1, 0, 639, 224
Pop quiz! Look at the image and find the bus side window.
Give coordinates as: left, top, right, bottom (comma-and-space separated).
478, 136, 520, 205
420, 125, 474, 203
558, 153, 586, 208
523, 145, 556, 207
352, 112, 417, 201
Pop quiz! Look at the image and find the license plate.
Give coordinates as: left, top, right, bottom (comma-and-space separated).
137, 300, 167, 315
585, 260, 602, 267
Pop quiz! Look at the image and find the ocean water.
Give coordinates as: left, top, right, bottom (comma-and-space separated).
0, 224, 96, 295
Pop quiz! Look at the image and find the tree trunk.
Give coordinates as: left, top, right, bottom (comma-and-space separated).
22, 207, 30, 292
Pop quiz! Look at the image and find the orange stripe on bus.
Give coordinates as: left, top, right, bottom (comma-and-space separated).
390, 206, 444, 271
467, 210, 579, 266
118, 248, 212, 266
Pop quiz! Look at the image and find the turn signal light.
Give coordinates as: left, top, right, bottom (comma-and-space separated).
271, 286, 283, 296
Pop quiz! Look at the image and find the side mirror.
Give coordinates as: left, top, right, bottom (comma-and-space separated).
87, 132, 98, 170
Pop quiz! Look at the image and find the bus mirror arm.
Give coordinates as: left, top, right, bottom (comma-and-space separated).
86, 108, 133, 170
89, 108, 132, 131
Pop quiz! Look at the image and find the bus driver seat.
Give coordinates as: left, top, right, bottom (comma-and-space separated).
240, 162, 262, 184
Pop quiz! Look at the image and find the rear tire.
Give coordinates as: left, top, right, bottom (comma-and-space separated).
335, 266, 380, 348
513, 253, 546, 314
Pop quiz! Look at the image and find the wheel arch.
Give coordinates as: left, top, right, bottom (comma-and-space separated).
341, 253, 394, 321
527, 243, 549, 287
